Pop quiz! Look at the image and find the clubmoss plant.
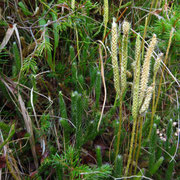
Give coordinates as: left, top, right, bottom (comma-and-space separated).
114, 155, 123, 177
36, 146, 112, 179
72, 61, 78, 90
111, 18, 120, 97
0, 1, 179, 178
125, 34, 157, 176
139, 85, 154, 115
165, 119, 173, 151
96, 146, 102, 167
59, 91, 71, 150
38, 19, 53, 71
148, 123, 164, 176
121, 21, 130, 94
150, 156, 164, 175
149, 123, 157, 172
132, 34, 141, 120
71, 91, 83, 150
111, 18, 121, 160
51, 12, 59, 71
71, 0, 75, 10
139, 34, 157, 106
12, 42, 21, 77
114, 20, 130, 161
153, 53, 162, 75
130, 34, 141, 174
95, 71, 101, 108
165, 160, 174, 180
103, 0, 109, 40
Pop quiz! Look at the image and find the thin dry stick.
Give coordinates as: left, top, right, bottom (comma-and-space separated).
97, 41, 107, 131
31, 87, 40, 128
14, 25, 23, 87
53, 124, 61, 152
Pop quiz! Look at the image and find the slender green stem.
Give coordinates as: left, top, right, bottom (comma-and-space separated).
148, 76, 156, 139
134, 116, 143, 174
115, 97, 123, 160
130, 116, 139, 175
125, 115, 137, 176
154, 28, 174, 112
149, 53, 162, 138
75, 24, 80, 62
103, 0, 108, 41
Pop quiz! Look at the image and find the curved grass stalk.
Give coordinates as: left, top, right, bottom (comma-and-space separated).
97, 42, 107, 131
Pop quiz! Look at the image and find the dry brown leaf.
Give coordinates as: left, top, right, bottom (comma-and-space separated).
18, 94, 39, 169
0, 24, 16, 52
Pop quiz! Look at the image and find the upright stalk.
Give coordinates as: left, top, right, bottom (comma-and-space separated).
148, 53, 163, 139
129, 34, 141, 175
114, 20, 130, 160
154, 28, 174, 113
103, 0, 109, 40
125, 34, 156, 176
115, 98, 123, 159
111, 18, 121, 159
130, 117, 139, 175
124, 114, 137, 176
134, 116, 143, 174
